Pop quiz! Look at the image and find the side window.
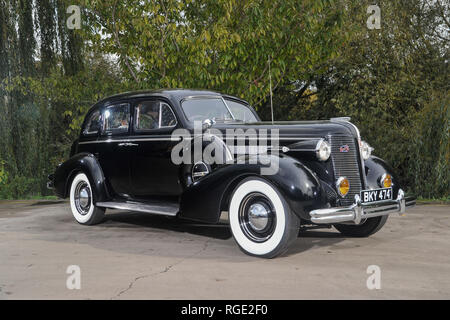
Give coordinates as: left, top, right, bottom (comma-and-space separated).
83, 110, 102, 135
160, 103, 177, 127
103, 103, 130, 134
135, 101, 177, 130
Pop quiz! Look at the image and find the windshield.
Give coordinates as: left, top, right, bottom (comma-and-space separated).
181, 97, 258, 123
181, 98, 233, 122
225, 99, 258, 123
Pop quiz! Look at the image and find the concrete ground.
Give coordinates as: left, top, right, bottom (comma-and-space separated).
0, 200, 448, 299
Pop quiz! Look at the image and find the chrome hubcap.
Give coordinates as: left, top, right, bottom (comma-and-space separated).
74, 182, 91, 215
248, 203, 270, 231
238, 193, 276, 242
79, 187, 90, 208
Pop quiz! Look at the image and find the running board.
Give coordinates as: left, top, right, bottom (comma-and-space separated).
96, 201, 179, 216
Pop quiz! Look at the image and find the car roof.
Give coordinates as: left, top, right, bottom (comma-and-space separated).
82, 89, 260, 131
95, 89, 250, 107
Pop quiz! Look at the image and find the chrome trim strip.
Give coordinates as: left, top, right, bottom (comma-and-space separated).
226, 136, 322, 140
159, 102, 178, 128
181, 95, 223, 102
78, 136, 324, 144
96, 201, 178, 216
78, 137, 183, 144
158, 102, 162, 127
221, 97, 236, 120
309, 189, 415, 224
279, 137, 322, 140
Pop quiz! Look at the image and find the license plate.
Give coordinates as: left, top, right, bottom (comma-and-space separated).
360, 187, 393, 203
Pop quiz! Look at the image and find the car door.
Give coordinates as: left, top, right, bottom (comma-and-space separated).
96, 102, 132, 198
130, 99, 182, 198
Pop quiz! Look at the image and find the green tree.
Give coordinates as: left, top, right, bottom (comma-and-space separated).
269, 0, 449, 197
0, 0, 447, 200
81, 0, 350, 105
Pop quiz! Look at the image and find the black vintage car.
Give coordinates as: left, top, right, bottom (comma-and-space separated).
48, 89, 415, 258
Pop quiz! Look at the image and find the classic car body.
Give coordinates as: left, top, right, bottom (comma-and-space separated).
48, 89, 415, 258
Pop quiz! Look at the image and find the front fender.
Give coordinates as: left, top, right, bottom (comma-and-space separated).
53, 153, 109, 203
364, 156, 401, 197
179, 154, 324, 223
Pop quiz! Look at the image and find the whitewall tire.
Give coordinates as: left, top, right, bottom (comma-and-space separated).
229, 177, 300, 258
69, 173, 105, 225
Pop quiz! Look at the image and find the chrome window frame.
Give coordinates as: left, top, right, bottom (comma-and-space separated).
223, 98, 258, 123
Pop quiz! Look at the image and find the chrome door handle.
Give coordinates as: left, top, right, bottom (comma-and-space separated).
118, 142, 139, 147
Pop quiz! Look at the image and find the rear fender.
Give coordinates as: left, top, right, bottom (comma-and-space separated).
53, 153, 109, 203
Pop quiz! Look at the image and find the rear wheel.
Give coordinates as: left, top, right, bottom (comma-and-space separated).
334, 215, 388, 237
69, 173, 105, 225
228, 177, 300, 258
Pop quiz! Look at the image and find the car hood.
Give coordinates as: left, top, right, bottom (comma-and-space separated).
209, 120, 356, 139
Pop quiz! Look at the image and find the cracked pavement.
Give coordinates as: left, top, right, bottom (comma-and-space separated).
0, 200, 449, 299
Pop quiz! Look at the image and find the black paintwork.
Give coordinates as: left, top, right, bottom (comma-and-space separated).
53, 152, 109, 201
51, 89, 404, 224
180, 154, 325, 223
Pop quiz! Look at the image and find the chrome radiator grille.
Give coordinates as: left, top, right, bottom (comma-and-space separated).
329, 136, 363, 206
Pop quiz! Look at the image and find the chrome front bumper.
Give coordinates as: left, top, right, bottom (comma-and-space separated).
309, 189, 416, 224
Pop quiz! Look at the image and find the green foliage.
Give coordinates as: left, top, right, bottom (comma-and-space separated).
408, 91, 449, 198
260, 0, 449, 198
0, 176, 41, 200
0, 160, 8, 185
81, 0, 350, 105
0, 0, 448, 199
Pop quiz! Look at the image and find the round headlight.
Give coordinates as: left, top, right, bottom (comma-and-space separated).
336, 177, 350, 197
360, 140, 373, 160
316, 139, 331, 161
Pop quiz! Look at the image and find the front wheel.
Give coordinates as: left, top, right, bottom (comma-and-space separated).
228, 177, 300, 258
334, 215, 388, 237
69, 172, 105, 225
